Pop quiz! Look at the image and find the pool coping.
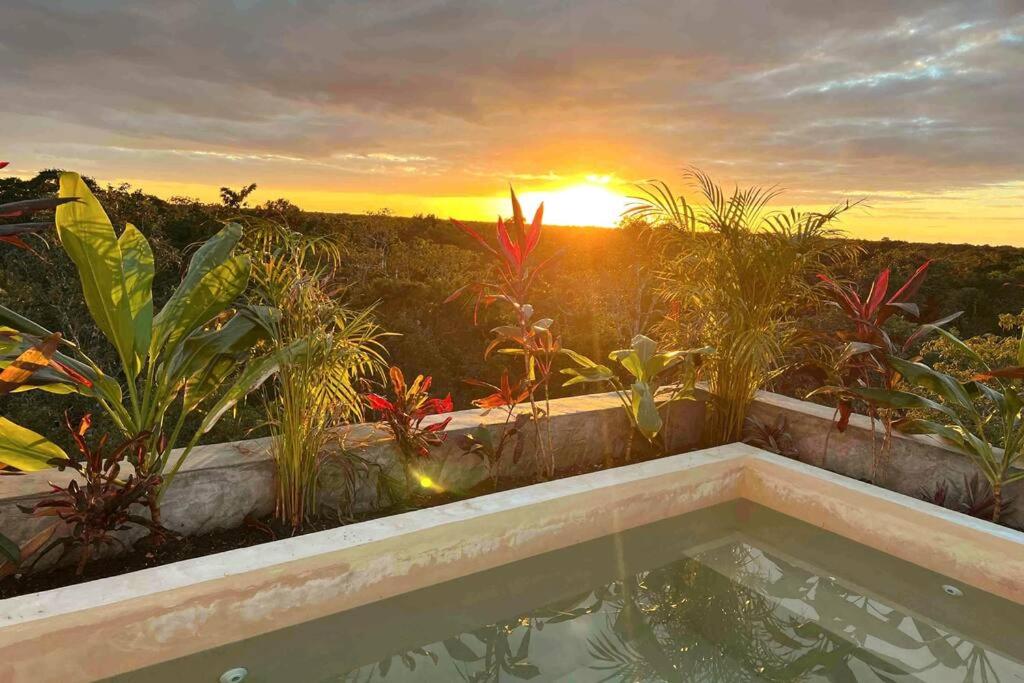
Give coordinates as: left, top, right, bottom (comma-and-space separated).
1, 444, 1022, 682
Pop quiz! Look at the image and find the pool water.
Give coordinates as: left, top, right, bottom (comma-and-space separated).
111, 501, 1024, 682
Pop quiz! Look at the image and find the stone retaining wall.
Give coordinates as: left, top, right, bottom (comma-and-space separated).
2, 384, 1019, 558
747, 390, 1024, 530
0, 391, 704, 552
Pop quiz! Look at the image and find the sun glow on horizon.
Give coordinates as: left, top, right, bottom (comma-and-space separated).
517, 181, 631, 228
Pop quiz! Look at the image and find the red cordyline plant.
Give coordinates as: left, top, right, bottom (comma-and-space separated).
0, 160, 79, 250
460, 370, 531, 489
447, 188, 562, 478
20, 414, 166, 575
366, 366, 453, 496
811, 260, 960, 477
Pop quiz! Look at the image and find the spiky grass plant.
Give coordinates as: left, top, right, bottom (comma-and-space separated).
244, 221, 386, 529
627, 169, 858, 445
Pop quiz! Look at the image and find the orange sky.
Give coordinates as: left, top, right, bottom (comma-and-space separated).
3, 2, 1023, 245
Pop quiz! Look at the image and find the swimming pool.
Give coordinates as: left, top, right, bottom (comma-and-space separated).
112, 501, 1024, 681
3, 445, 1022, 681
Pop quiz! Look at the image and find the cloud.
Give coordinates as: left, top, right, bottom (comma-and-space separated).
2, 0, 1023, 206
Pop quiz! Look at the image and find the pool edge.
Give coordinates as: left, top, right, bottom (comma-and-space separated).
1, 443, 1022, 682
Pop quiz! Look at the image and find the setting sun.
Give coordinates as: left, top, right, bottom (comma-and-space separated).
517, 182, 631, 228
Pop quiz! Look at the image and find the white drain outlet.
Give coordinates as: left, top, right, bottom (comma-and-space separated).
220, 668, 248, 683
942, 584, 964, 597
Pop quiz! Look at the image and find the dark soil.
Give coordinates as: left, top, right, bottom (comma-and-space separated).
0, 449, 658, 599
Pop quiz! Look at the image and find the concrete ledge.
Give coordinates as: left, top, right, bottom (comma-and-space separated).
748, 390, 1024, 529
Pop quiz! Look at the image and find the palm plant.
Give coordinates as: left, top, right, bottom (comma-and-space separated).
626, 169, 857, 445
841, 335, 1024, 523
243, 221, 387, 529
0, 173, 292, 521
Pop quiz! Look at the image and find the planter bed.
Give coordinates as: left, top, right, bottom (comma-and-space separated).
3, 387, 1022, 601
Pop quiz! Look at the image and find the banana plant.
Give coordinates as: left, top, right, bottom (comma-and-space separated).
840, 331, 1024, 523
561, 335, 710, 458
0, 172, 297, 506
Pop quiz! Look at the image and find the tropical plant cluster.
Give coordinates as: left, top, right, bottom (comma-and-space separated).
2, 162, 1024, 585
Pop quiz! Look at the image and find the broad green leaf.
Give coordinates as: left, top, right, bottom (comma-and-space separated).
0, 416, 67, 470
198, 339, 306, 434
611, 335, 659, 381
631, 381, 662, 441
888, 356, 972, 409
922, 325, 988, 371
560, 364, 614, 387
0, 304, 52, 338
167, 306, 276, 392
56, 172, 138, 378
896, 418, 967, 449
560, 347, 600, 368
845, 386, 958, 419
631, 334, 657, 365
118, 223, 154, 368
491, 325, 524, 342
160, 254, 251, 361
183, 356, 236, 412
1018, 327, 1024, 367
610, 349, 643, 381
150, 222, 245, 359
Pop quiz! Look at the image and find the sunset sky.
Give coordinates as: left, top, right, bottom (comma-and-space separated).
3, 1, 1023, 244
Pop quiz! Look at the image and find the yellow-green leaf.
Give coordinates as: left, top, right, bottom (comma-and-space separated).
118, 223, 154, 369
0, 417, 67, 471
56, 172, 138, 378
150, 223, 246, 360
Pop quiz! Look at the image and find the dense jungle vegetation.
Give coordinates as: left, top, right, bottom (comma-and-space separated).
3, 170, 1024, 449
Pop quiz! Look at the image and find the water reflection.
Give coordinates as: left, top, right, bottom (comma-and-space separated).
345, 541, 1021, 682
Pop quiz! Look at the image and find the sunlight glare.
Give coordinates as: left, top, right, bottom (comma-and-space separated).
518, 182, 629, 228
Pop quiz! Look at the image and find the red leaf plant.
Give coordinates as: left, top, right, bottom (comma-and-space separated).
812, 261, 961, 478
0, 161, 79, 251
365, 366, 453, 497
458, 370, 533, 489
0, 330, 94, 397
20, 415, 167, 575
448, 188, 564, 479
